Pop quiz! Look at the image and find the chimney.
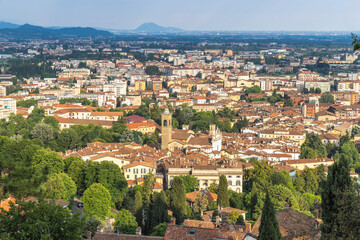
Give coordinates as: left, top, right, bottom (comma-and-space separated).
87, 231, 92, 240
135, 226, 142, 235
216, 216, 220, 225
170, 217, 176, 225
245, 223, 252, 233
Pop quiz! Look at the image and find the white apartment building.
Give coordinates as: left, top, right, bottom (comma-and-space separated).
0, 98, 16, 120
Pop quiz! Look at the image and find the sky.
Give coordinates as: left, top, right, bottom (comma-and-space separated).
0, 0, 359, 31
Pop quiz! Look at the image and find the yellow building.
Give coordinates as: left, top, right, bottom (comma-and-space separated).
283, 158, 334, 170
134, 80, 146, 91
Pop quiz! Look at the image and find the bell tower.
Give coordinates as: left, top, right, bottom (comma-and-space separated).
161, 108, 172, 150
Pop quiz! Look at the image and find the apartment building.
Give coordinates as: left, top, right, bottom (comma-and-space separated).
0, 98, 16, 120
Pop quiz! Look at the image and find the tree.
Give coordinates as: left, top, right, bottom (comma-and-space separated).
0, 199, 83, 240
151, 223, 168, 237
178, 175, 199, 193
134, 190, 143, 227
228, 210, 242, 224
211, 209, 220, 223
97, 161, 128, 205
43, 116, 59, 131
145, 66, 161, 75
151, 191, 169, 231
193, 193, 208, 215
258, 192, 282, 240
143, 172, 155, 203
40, 173, 77, 201
82, 216, 101, 238
245, 86, 262, 95
236, 215, 245, 225
170, 176, 187, 224
82, 183, 111, 220
57, 128, 80, 151
67, 158, 87, 192
300, 133, 327, 159
319, 93, 334, 104
283, 99, 294, 107
217, 175, 230, 209
32, 149, 64, 185
114, 209, 138, 234
30, 123, 54, 144
208, 200, 218, 210
118, 129, 135, 143
321, 154, 360, 239
301, 168, 319, 194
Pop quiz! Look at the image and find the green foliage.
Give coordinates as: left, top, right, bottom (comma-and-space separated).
217, 175, 230, 209
7, 58, 56, 79
32, 149, 64, 184
321, 153, 360, 239
193, 193, 208, 214
258, 192, 282, 240
245, 85, 262, 95
96, 161, 128, 205
283, 99, 294, 107
0, 199, 83, 240
236, 215, 245, 225
114, 209, 138, 234
151, 223, 168, 237
150, 191, 169, 232
232, 117, 248, 133
30, 123, 54, 145
40, 173, 77, 201
143, 172, 155, 203
134, 190, 143, 226
145, 66, 162, 75
59, 97, 91, 105
82, 216, 101, 238
17, 98, 38, 108
228, 210, 242, 224
208, 200, 218, 210
319, 93, 334, 104
228, 190, 245, 210
300, 133, 327, 159
67, 158, 87, 192
170, 176, 188, 224
82, 183, 111, 220
178, 175, 199, 193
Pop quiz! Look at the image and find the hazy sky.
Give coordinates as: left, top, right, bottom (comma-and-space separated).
0, 0, 359, 31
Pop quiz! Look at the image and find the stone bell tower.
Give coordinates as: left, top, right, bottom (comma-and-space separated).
161, 108, 172, 150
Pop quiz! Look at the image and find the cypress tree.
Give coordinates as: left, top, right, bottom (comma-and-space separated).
321, 153, 360, 239
217, 174, 229, 209
258, 192, 282, 240
134, 191, 143, 227
151, 191, 169, 230
170, 176, 187, 224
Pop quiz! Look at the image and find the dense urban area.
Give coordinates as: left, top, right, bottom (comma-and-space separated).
0, 30, 359, 240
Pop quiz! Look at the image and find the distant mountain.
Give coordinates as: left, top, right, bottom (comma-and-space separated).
0, 21, 20, 29
135, 22, 183, 33
0, 23, 113, 39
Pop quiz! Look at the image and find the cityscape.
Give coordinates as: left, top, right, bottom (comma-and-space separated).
0, 1, 359, 239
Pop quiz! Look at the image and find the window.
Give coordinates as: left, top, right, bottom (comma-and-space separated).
228, 181, 232, 186
135, 175, 137, 180
236, 180, 241, 186
127, 175, 129, 179
187, 230, 197, 235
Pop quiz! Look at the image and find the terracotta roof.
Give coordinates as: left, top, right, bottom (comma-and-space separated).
54, 115, 114, 127
126, 122, 156, 130
90, 112, 124, 117
251, 209, 321, 240
186, 190, 217, 203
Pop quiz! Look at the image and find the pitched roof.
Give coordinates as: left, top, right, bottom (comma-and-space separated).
251, 209, 321, 240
